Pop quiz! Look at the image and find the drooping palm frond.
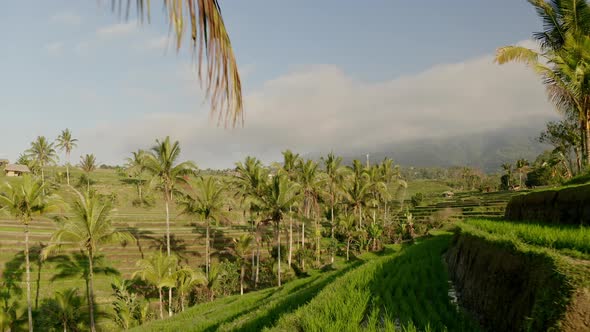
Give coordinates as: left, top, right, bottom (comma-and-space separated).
495, 46, 540, 66
112, 0, 243, 126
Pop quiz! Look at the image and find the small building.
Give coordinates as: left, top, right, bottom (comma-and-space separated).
4, 164, 31, 177
0, 159, 8, 167
442, 191, 455, 198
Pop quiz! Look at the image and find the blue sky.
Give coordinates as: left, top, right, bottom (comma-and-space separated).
0, 1, 554, 167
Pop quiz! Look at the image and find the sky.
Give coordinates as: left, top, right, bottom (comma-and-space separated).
0, 1, 557, 168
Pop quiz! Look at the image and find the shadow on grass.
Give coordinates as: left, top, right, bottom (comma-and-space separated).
224, 260, 364, 332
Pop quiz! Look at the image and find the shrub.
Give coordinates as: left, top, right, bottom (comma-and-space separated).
410, 192, 424, 207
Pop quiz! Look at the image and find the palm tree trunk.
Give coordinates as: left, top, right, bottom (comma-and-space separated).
206, 221, 210, 279
358, 205, 362, 229
88, 252, 96, 332
277, 221, 281, 287
288, 206, 292, 267
255, 240, 260, 287
66, 151, 70, 186
315, 219, 320, 266
181, 291, 185, 312
330, 200, 335, 264
585, 117, 590, 166
41, 167, 46, 196
24, 223, 33, 332
346, 237, 350, 261
159, 289, 164, 319
301, 222, 305, 270
164, 196, 173, 318
240, 264, 244, 295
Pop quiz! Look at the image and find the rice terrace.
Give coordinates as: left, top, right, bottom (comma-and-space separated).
1, 1, 590, 331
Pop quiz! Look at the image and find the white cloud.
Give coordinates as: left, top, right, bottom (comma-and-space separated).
144, 36, 169, 50
97, 21, 137, 38
78, 42, 557, 168
50, 11, 82, 26
45, 42, 64, 56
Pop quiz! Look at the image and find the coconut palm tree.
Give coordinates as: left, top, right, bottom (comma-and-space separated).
279, 150, 300, 267
495, 0, 590, 165
378, 158, 406, 220
44, 190, 132, 332
337, 214, 356, 261
40, 288, 86, 332
259, 174, 299, 286
79, 154, 97, 192
142, 136, 197, 314
26, 136, 58, 194
133, 251, 178, 320
231, 234, 253, 295
178, 176, 225, 279
49, 252, 119, 314
296, 159, 324, 266
342, 163, 372, 229
125, 149, 148, 204
234, 157, 267, 285
55, 129, 78, 186
175, 267, 206, 312
0, 175, 59, 332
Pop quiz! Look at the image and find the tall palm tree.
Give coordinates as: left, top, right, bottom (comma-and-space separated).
178, 176, 225, 279
133, 251, 178, 320
337, 214, 356, 261
259, 174, 299, 286
55, 129, 78, 186
378, 158, 406, 220
343, 162, 372, 229
296, 159, 323, 266
142, 136, 196, 315
125, 149, 148, 203
44, 191, 132, 332
279, 150, 301, 267
234, 157, 267, 285
79, 154, 97, 192
232, 234, 253, 295
0, 175, 59, 332
26, 136, 58, 194
515, 159, 530, 187
495, 0, 590, 165
321, 153, 345, 264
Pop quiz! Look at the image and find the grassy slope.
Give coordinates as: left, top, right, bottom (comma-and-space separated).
139, 234, 479, 332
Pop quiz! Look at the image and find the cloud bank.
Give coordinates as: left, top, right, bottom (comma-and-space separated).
78, 46, 557, 169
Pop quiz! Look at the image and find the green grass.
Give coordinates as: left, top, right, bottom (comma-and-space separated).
460, 219, 590, 259
405, 180, 452, 197
269, 233, 478, 332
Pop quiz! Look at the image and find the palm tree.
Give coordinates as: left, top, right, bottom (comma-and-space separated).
79, 154, 97, 192
125, 149, 148, 204
495, 0, 590, 165
501, 163, 513, 188
279, 150, 300, 268
379, 158, 406, 220
142, 136, 196, 315
296, 159, 323, 266
259, 174, 299, 286
44, 191, 132, 332
178, 176, 225, 279
343, 162, 372, 229
49, 252, 119, 314
232, 234, 253, 295
133, 251, 178, 320
337, 214, 356, 261
234, 157, 267, 285
0, 175, 58, 332
41, 288, 86, 332
175, 267, 206, 312
515, 159, 530, 188
26, 136, 58, 194
55, 129, 78, 186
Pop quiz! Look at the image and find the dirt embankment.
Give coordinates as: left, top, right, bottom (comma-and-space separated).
504, 185, 590, 225
445, 232, 590, 331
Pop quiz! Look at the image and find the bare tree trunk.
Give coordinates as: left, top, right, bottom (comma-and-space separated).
88, 251, 96, 332
25, 224, 33, 332
159, 289, 164, 319
277, 222, 281, 287
585, 117, 590, 166
41, 167, 46, 196
330, 201, 334, 264
315, 218, 320, 266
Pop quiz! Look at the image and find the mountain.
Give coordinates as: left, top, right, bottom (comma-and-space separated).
306, 125, 550, 173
